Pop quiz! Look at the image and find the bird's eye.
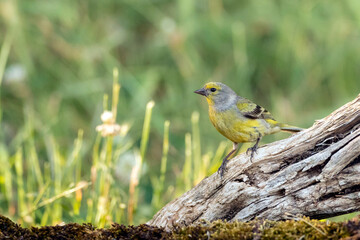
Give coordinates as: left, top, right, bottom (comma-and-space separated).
210, 88, 217, 92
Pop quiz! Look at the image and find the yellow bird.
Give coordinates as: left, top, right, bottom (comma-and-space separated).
194, 82, 303, 177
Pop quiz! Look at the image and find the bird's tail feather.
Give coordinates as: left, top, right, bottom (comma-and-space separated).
279, 123, 303, 133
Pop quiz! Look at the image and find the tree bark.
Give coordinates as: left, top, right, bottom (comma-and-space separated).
148, 94, 360, 230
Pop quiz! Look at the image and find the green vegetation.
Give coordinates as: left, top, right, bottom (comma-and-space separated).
0, 0, 359, 227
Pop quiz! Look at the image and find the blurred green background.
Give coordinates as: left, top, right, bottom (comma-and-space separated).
1, 0, 360, 227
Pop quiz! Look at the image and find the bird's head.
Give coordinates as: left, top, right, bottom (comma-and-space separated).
194, 82, 237, 107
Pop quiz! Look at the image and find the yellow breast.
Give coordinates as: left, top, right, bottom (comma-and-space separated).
208, 106, 278, 143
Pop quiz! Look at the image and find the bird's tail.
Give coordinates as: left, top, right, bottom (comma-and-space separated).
279, 123, 303, 133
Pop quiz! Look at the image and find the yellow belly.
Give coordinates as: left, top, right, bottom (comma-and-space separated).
208, 107, 280, 143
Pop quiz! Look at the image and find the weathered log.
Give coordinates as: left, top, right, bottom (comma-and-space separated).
148, 94, 360, 230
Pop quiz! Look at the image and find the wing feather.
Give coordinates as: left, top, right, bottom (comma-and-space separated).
236, 98, 275, 120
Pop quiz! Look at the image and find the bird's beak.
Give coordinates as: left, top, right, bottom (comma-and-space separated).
194, 88, 208, 97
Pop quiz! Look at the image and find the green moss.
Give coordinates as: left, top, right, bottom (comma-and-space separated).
173, 220, 254, 239
1, 214, 359, 239
261, 218, 348, 240
172, 218, 352, 240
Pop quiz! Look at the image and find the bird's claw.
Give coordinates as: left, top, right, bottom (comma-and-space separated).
246, 138, 261, 162
218, 159, 228, 178
246, 145, 258, 162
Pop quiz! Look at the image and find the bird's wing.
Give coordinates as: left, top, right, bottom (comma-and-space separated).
236, 98, 275, 120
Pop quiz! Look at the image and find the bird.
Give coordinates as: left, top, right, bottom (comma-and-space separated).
194, 82, 303, 177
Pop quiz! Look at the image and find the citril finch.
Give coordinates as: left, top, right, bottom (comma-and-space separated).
194, 82, 303, 177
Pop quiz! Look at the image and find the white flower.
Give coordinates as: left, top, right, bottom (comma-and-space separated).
96, 111, 121, 137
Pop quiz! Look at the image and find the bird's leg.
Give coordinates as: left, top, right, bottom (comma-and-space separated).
218, 142, 238, 177
246, 137, 261, 161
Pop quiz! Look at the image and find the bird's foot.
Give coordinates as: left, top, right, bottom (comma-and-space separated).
217, 159, 228, 178
246, 145, 258, 162
246, 137, 261, 162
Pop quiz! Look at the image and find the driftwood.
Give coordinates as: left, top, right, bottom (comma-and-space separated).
149, 94, 360, 230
